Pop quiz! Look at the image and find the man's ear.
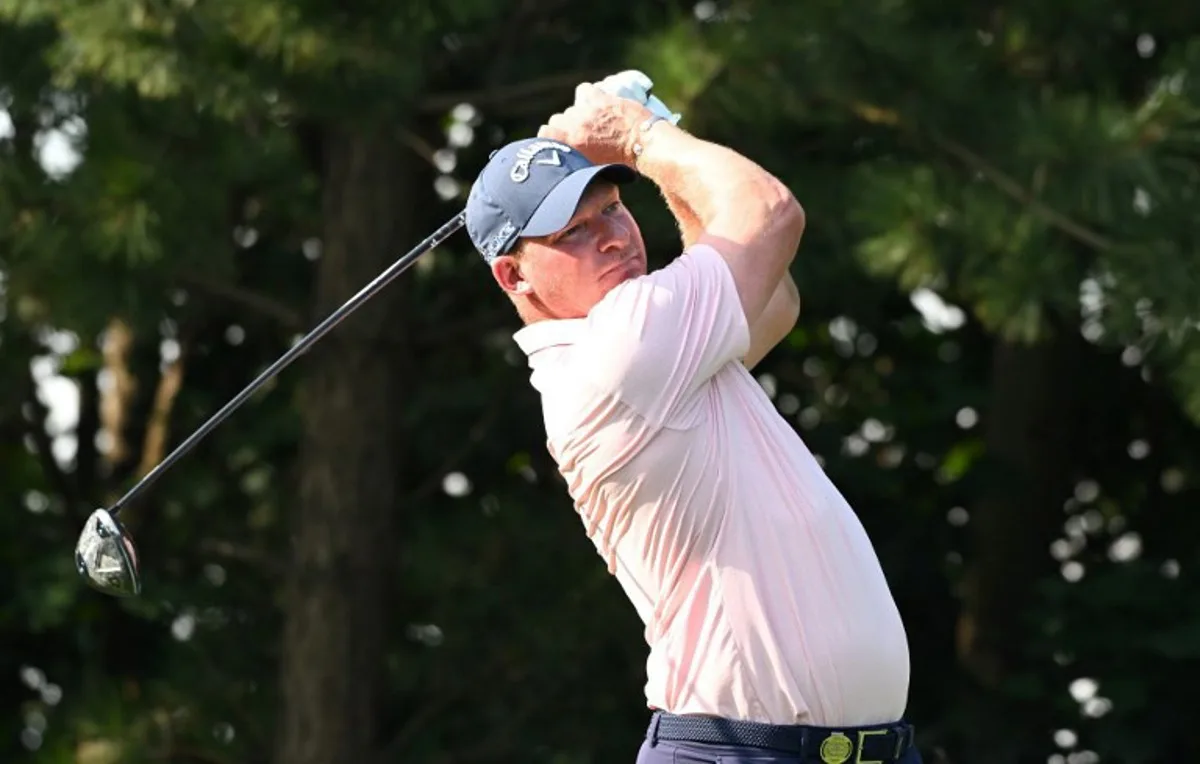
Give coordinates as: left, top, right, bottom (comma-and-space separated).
491, 254, 526, 296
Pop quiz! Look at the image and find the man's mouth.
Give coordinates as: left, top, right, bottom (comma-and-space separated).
606, 253, 643, 277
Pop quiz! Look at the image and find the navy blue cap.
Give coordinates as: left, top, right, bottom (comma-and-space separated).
466, 137, 637, 263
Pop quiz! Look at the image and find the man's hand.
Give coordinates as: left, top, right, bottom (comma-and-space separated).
538, 83, 654, 166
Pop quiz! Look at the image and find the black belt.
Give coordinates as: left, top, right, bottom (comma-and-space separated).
648, 711, 916, 763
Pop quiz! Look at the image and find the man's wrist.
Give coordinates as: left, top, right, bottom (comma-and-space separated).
631, 115, 665, 156
628, 116, 675, 169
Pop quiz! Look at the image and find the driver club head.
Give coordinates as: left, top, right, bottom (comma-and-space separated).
75, 509, 142, 598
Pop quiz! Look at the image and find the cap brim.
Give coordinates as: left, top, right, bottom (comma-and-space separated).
521, 163, 637, 238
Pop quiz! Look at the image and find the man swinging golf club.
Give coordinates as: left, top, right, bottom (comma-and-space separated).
465, 77, 919, 763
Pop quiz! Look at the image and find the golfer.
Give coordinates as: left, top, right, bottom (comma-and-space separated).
465, 83, 919, 764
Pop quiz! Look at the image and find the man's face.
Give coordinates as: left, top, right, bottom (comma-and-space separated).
491, 181, 647, 320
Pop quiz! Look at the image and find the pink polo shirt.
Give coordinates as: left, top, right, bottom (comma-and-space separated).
512, 244, 910, 726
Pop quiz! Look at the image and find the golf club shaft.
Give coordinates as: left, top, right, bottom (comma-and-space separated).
108, 210, 467, 517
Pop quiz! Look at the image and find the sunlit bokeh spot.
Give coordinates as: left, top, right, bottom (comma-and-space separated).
443, 472, 472, 497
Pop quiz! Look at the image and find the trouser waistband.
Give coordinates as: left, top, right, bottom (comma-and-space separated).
647, 710, 916, 763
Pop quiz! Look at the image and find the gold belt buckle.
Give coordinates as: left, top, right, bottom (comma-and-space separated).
819, 729, 890, 764
819, 732, 853, 764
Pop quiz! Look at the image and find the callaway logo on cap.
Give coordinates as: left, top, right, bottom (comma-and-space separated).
508, 140, 572, 182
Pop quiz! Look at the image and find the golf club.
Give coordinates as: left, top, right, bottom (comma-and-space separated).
74, 211, 466, 597
74, 69, 680, 598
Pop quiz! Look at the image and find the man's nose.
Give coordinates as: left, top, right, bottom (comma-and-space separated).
598, 218, 631, 252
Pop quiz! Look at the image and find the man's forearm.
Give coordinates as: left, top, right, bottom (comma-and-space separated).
744, 271, 801, 369
631, 121, 798, 248
660, 191, 705, 248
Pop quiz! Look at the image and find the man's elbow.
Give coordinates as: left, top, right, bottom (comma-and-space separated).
778, 275, 802, 336
754, 182, 805, 267
784, 276, 802, 323
768, 270, 802, 336
776, 191, 806, 259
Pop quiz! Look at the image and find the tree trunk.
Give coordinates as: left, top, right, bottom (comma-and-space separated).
953, 330, 1082, 763
273, 124, 413, 764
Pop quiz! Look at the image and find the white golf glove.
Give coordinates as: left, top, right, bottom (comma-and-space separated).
596, 69, 682, 125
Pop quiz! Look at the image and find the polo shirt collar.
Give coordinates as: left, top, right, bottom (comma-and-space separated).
513, 318, 585, 356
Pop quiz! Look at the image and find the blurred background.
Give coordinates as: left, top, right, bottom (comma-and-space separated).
3, 0, 1200, 762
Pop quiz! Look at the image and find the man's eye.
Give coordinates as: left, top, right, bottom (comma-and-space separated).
604, 201, 621, 214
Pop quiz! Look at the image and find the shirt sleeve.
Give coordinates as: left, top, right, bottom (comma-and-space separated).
577, 243, 752, 426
